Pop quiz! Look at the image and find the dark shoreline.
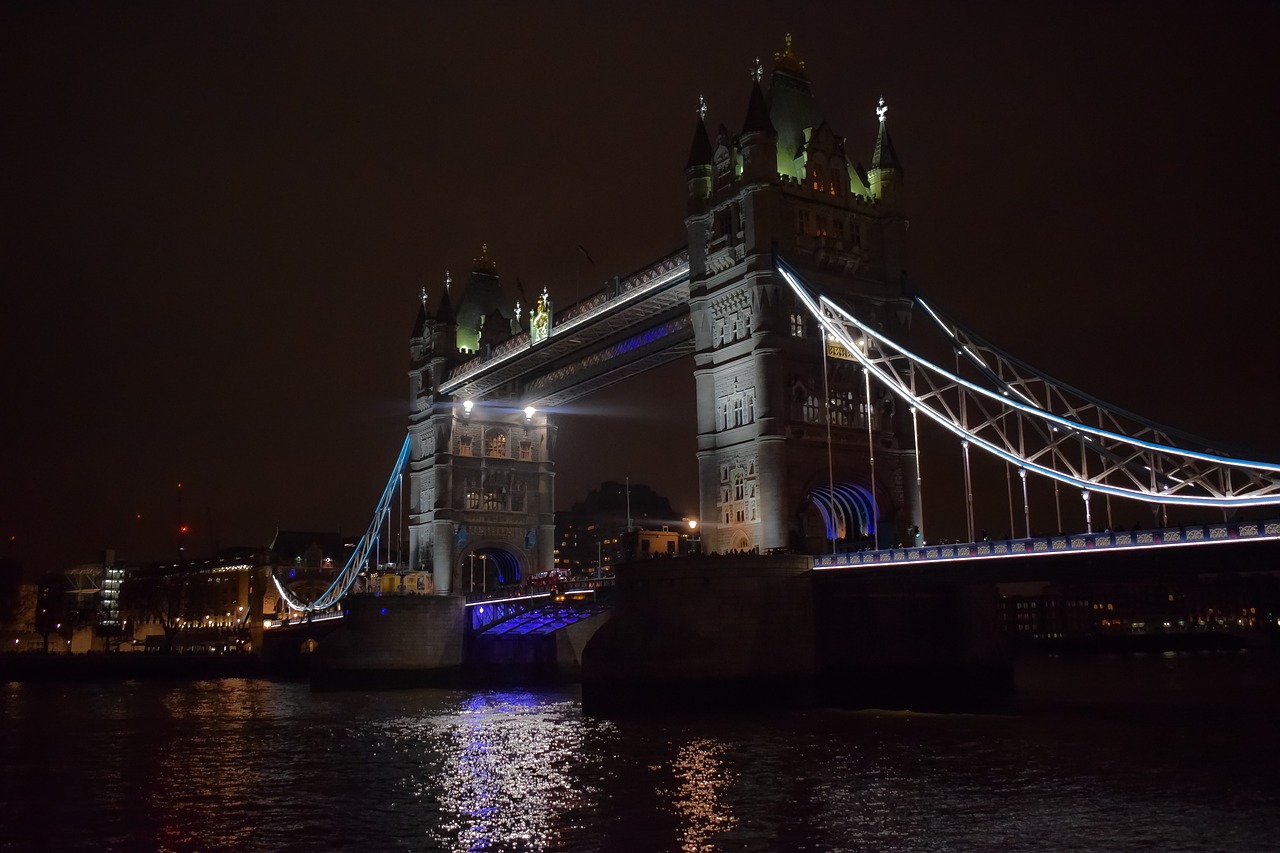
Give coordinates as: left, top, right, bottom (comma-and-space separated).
0, 652, 309, 683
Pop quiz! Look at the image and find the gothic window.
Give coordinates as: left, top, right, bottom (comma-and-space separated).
830, 168, 841, 196
798, 210, 811, 235
486, 430, 507, 458
458, 434, 473, 456
510, 480, 526, 512
465, 478, 480, 509
803, 395, 821, 423
829, 386, 860, 422
484, 489, 502, 511
831, 390, 856, 427
733, 397, 744, 427
848, 220, 862, 247
746, 393, 755, 423
734, 471, 745, 501
790, 313, 805, 338
816, 216, 829, 238
518, 440, 533, 461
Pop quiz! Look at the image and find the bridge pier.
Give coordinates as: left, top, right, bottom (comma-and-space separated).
310, 594, 467, 690
581, 555, 1011, 714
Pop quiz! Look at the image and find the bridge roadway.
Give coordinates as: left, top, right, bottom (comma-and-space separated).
814, 517, 1280, 583
271, 517, 1279, 636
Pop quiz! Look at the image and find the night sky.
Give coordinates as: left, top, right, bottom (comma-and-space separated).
4, 2, 1278, 576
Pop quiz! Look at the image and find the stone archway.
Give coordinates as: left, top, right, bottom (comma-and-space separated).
459, 546, 526, 593
802, 481, 877, 552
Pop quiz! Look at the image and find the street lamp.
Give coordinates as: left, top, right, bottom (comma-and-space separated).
687, 518, 701, 556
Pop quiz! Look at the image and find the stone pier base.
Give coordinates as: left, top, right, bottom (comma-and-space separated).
582, 556, 1012, 714
311, 594, 466, 690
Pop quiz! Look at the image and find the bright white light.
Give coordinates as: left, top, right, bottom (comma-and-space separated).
688, 519, 698, 530
524, 406, 536, 420
463, 400, 474, 414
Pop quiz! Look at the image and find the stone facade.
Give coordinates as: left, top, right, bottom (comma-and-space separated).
408, 263, 557, 595
685, 46, 921, 554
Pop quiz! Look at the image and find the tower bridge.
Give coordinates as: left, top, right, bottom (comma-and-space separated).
273, 39, 1280, 702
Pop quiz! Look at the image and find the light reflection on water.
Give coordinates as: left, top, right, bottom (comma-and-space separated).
3, 655, 1280, 852
668, 739, 736, 852
392, 690, 605, 851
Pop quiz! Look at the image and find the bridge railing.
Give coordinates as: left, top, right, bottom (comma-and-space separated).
812, 519, 1280, 570
463, 577, 615, 606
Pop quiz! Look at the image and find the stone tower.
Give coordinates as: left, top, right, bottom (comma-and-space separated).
407, 253, 557, 595
686, 38, 921, 555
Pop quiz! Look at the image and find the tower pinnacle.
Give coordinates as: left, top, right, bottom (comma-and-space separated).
774, 33, 806, 77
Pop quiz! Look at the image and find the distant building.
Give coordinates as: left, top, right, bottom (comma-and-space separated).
122, 549, 266, 653
555, 481, 695, 576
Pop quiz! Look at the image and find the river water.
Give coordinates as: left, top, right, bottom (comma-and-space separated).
3, 653, 1278, 852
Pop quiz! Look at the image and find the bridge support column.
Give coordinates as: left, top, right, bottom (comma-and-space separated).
433, 520, 454, 594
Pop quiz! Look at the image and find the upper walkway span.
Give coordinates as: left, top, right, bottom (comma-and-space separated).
439, 250, 691, 408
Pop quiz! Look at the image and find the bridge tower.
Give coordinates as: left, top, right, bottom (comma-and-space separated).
686, 38, 921, 554
407, 253, 557, 595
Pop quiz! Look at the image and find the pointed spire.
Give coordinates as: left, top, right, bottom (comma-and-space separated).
411, 291, 428, 338
434, 270, 454, 322
872, 96, 902, 172
741, 77, 774, 135
685, 96, 713, 169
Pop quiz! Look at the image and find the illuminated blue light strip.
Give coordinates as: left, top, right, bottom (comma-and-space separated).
776, 262, 1280, 506
812, 520, 1280, 571
465, 591, 551, 609
273, 434, 412, 612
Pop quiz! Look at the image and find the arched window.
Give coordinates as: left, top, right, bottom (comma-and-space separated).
483, 488, 502, 511
485, 430, 507, 458
458, 434, 473, 456
790, 313, 805, 337
803, 395, 821, 423
510, 480, 526, 512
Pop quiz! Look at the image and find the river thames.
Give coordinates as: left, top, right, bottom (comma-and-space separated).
3, 652, 1278, 852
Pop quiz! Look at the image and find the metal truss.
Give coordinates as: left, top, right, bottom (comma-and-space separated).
778, 259, 1280, 510
273, 434, 411, 612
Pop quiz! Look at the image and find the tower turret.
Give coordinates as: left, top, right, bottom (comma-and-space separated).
739, 60, 776, 183
868, 97, 904, 204
686, 97, 713, 215
453, 244, 519, 354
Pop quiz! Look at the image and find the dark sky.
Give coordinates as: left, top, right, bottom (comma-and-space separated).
3, 2, 1278, 574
